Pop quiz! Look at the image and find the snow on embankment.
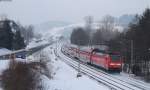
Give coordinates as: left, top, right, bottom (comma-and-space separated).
27, 40, 49, 49
0, 48, 12, 56
0, 60, 9, 75
0, 48, 11, 55
0, 48, 12, 75
41, 44, 109, 90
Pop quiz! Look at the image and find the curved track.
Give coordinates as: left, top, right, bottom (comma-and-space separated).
63, 50, 150, 90
53, 43, 149, 90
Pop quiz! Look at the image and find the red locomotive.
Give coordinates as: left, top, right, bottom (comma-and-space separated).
62, 45, 122, 72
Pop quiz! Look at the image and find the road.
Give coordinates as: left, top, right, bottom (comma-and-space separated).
0, 42, 52, 60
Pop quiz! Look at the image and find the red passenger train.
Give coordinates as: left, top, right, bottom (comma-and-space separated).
62, 45, 123, 72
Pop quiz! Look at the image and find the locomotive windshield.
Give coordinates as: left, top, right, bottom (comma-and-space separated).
93, 49, 106, 56
96, 52, 105, 56
110, 55, 120, 61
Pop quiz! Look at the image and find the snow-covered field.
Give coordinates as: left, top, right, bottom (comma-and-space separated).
27, 39, 49, 49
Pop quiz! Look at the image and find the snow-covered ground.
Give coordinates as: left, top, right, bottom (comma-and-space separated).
27, 39, 49, 49
0, 48, 12, 56
0, 49, 12, 74
41, 44, 109, 90
116, 72, 150, 88
0, 60, 9, 75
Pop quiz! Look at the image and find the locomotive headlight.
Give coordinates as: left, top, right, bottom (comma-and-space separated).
116, 63, 121, 66
110, 63, 115, 65
110, 63, 121, 66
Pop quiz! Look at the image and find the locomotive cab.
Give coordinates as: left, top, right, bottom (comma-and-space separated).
108, 53, 122, 71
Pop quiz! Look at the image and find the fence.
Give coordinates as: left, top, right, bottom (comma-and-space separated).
123, 55, 150, 82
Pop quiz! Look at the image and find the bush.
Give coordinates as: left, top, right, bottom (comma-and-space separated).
132, 64, 141, 76
145, 72, 150, 82
1, 61, 43, 90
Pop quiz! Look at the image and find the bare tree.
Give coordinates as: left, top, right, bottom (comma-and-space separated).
101, 15, 115, 31
18, 24, 34, 45
84, 16, 93, 36
98, 15, 116, 41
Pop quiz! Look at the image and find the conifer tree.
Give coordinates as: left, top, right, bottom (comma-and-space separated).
13, 30, 25, 50
0, 20, 14, 50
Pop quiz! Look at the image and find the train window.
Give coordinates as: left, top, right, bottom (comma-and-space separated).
110, 55, 120, 61
95, 52, 105, 56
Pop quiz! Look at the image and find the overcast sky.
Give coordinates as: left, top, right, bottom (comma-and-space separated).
0, 0, 149, 25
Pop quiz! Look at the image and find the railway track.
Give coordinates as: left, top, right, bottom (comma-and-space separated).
53, 44, 148, 90
84, 61, 150, 90
63, 51, 150, 90
59, 43, 150, 90
54, 49, 121, 90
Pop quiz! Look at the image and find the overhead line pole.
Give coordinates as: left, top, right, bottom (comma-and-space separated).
77, 40, 82, 78
145, 0, 149, 8
130, 40, 134, 73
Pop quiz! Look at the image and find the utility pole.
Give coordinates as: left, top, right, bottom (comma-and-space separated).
130, 40, 134, 73
77, 40, 82, 78
84, 16, 93, 48
56, 40, 57, 55
145, 0, 149, 8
